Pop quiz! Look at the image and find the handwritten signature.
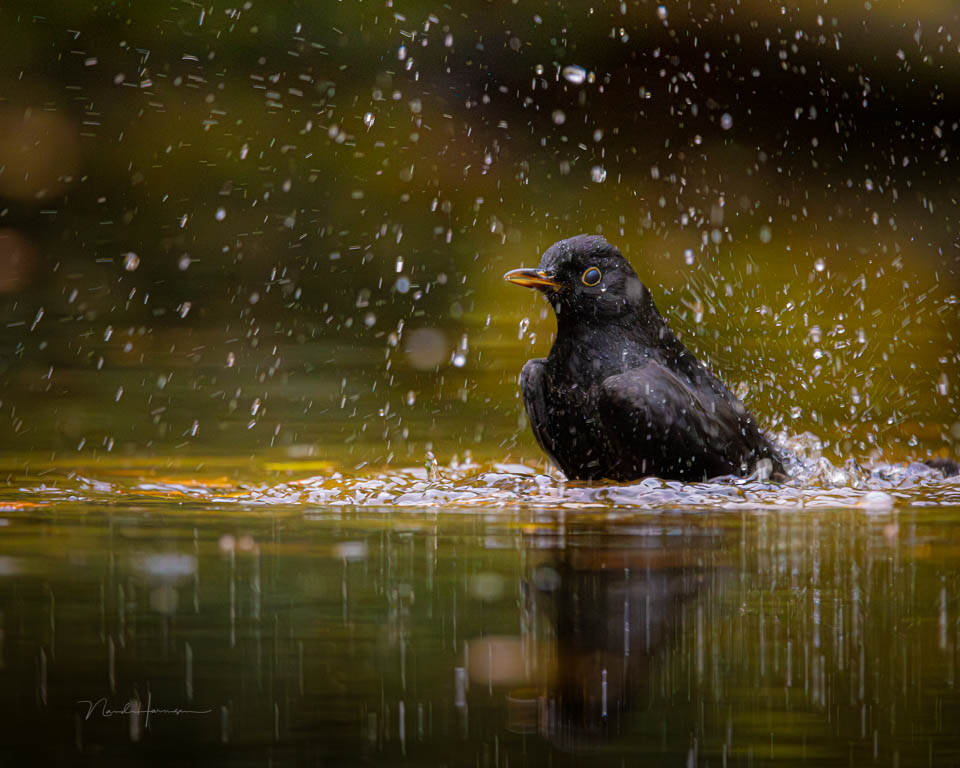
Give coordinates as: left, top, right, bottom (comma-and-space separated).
78, 692, 212, 728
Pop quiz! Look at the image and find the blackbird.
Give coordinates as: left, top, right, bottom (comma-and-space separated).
505, 234, 785, 482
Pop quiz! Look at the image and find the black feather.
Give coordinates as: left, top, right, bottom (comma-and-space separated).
507, 235, 785, 482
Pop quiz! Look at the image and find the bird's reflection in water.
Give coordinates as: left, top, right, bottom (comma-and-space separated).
467, 522, 721, 755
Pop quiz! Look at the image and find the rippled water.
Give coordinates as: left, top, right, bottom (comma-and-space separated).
2, 438, 959, 766
1, 474, 959, 765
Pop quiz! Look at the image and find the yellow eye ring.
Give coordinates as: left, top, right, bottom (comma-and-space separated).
581, 267, 602, 286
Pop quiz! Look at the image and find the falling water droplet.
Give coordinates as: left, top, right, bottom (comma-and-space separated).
452, 334, 468, 368
425, 451, 440, 482
518, 317, 530, 340
562, 65, 587, 84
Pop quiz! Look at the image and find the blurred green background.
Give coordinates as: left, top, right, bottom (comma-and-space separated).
0, 0, 957, 470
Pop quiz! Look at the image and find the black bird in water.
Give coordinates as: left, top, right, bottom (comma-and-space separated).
505, 234, 785, 482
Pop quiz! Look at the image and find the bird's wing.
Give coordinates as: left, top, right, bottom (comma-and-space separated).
520, 358, 564, 471
597, 361, 760, 479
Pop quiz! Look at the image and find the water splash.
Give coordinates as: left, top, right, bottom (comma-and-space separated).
16, 452, 959, 512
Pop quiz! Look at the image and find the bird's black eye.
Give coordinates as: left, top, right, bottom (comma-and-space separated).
581, 267, 602, 286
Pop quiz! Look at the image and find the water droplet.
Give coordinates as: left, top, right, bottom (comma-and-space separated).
425, 450, 440, 482
684, 249, 695, 265
226, 352, 236, 367
551, 109, 566, 125
591, 166, 607, 183
395, 276, 411, 293
518, 317, 530, 340
452, 334, 468, 368
814, 257, 826, 272
562, 65, 586, 84
406, 390, 416, 406
720, 113, 733, 130
123, 252, 140, 271
758, 225, 772, 243
395, 256, 404, 273
251, 398, 261, 416
363, 112, 375, 128
657, 5, 668, 20
215, 207, 226, 221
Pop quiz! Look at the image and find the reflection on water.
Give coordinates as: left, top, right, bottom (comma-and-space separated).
1, 497, 959, 765
527, 536, 707, 753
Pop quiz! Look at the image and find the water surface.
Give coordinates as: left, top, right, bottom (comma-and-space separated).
1, 459, 959, 766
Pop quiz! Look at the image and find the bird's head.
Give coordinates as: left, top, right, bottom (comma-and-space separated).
505, 235, 657, 329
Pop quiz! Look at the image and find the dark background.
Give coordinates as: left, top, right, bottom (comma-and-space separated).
1, 0, 957, 467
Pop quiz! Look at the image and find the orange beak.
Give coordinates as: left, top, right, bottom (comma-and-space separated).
504, 268, 562, 290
